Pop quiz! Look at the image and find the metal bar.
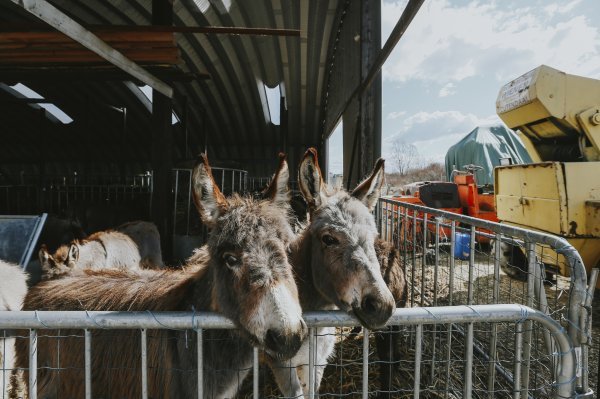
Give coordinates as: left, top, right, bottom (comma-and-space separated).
414, 324, 422, 399
514, 322, 523, 399
412, 211, 417, 307
8, 0, 173, 97
141, 329, 148, 399
468, 225, 476, 304
582, 269, 598, 394
449, 221, 456, 305
422, 213, 428, 306
172, 170, 179, 234
487, 233, 502, 399
186, 170, 192, 235
308, 328, 315, 399
521, 242, 536, 394
463, 322, 474, 399
253, 347, 259, 399
85, 329, 92, 399
431, 219, 440, 383
29, 329, 37, 399
324, 0, 425, 140
197, 329, 203, 399
362, 328, 369, 399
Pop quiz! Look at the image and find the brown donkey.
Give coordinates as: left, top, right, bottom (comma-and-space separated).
269, 148, 396, 398
11, 154, 307, 399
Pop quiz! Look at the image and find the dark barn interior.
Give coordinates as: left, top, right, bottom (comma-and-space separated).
0, 0, 420, 262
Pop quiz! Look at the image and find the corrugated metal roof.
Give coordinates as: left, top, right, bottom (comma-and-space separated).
0, 0, 341, 176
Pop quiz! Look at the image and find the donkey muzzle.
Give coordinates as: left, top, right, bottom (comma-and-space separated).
352, 294, 394, 329
264, 319, 307, 360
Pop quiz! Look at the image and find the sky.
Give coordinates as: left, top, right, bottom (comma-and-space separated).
327, 0, 600, 174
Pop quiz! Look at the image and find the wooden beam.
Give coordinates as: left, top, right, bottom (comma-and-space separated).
0, 23, 301, 37
0, 66, 210, 83
9, 0, 173, 98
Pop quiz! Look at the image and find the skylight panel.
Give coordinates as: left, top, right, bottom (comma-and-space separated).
139, 85, 181, 125
10, 83, 73, 124
264, 84, 281, 126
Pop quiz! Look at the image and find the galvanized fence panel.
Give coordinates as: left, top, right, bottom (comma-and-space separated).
376, 197, 595, 398
0, 305, 578, 399
172, 167, 248, 237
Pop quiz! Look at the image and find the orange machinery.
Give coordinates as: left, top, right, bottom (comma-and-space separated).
389, 165, 498, 246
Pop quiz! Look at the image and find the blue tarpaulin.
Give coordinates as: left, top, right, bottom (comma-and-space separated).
445, 125, 532, 185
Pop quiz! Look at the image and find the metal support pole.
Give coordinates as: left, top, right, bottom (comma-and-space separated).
141, 329, 148, 399
197, 329, 203, 399
488, 233, 502, 398
253, 347, 259, 399
29, 329, 37, 399
85, 329, 92, 399
362, 329, 369, 399
414, 324, 423, 399
521, 242, 536, 394
308, 328, 315, 399
464, 322, 474, 399
514, 322, 523, 399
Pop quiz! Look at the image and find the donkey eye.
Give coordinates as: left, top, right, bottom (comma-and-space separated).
321, 234, 339, 246
223, 253, 241, 268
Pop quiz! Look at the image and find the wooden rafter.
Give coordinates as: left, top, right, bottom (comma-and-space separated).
8, 0, 173, 98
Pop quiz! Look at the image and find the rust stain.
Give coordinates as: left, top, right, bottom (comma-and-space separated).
569, 221, 578, 235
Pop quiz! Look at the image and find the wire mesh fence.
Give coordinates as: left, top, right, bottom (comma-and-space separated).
0, 305, 578, 399
376, 197, 595, 398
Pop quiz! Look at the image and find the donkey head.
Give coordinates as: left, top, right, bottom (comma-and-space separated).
298, 148, 395, 329
192, 153, 306, 359
39, 243, 79, 279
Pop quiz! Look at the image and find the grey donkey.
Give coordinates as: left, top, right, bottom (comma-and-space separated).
268, 148, 396, 398
11, 153, 307, 399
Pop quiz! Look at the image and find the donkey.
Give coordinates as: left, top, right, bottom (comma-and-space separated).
11, 154, 307, 399
268, 148, 396, 398
116, 220, 164, 268
0, 260, 28, 398
38, 230, 141, 279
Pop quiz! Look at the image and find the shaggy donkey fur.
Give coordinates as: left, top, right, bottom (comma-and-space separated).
0, 260, 28, 398
268, 148, 396, 398
11, 154, 306, 399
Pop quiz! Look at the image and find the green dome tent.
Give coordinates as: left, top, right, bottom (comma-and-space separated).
445, 125, 532, 186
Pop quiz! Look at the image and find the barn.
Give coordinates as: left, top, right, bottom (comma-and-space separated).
0, 0, 423, 262
0, 2, 593, 399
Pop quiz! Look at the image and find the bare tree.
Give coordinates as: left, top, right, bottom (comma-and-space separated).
391, 139, 419, 175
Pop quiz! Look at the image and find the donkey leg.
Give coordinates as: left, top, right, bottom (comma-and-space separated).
270, 359, 304, 398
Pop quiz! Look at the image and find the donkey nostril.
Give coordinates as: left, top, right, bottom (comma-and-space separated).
265, 329, 285, 350
361, 295, 379, 314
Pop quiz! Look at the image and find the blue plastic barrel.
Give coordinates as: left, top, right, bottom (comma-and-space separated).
454, 232, 471, 260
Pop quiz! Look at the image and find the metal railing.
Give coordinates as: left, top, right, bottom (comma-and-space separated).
172, 167, 248, 237
376, 197, 596, 397
0, 305, 577, 399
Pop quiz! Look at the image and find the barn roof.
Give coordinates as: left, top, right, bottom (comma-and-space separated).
0, 0, 341, 176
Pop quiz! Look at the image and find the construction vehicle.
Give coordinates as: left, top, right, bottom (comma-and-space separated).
495, 65, 600, 281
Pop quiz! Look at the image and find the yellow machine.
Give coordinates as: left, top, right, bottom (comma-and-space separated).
495, 65, 600, 277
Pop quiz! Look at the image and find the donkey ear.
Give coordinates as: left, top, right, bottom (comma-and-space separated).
38, 244, 50, 265
351, 158, 385, 211
68, 244, 79, 263
262, 153, 290, 208
298, 147, 325, 209
192, 153, 228, 226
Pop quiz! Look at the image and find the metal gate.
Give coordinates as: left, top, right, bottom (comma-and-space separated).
376, 197, 595, 397
0, 305, 578, 399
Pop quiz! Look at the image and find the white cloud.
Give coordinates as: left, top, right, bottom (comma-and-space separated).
383, 110, 502, 163
386, 110, 406, 120
438, 82, 456, 97
382, 0, 600, 84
